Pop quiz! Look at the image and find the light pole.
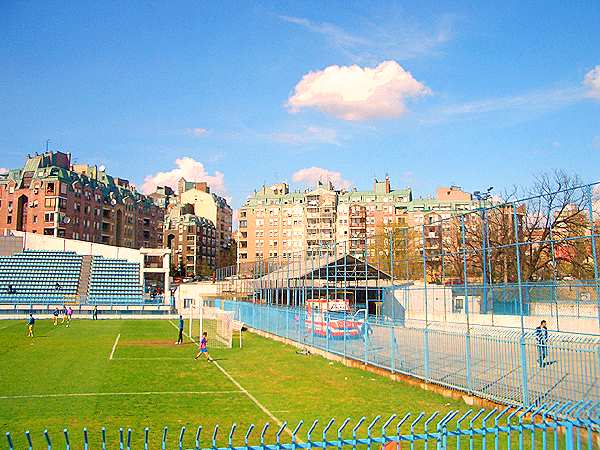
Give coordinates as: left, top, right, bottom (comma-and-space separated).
473, 187, 493, 313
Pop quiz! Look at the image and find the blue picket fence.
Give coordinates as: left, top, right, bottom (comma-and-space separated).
4, 403, 599, 450
222, 301, 600, 413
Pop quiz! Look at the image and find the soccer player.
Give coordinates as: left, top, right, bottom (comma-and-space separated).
52, 307, 59, 326
26, 314, 35, 337
175, 315, 184, 345
60, 304, 66, 324
66, 306, 73, 327
92, 305, 98, 320
194, 332, 212, 362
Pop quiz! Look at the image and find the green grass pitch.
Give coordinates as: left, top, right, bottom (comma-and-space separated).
0, 318, 562, 449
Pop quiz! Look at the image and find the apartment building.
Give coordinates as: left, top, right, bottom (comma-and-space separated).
163, 210, 217, 277
0, 151, 163, 248
238, 183, 306, 262
238, 177, 480, 264
176, 178, 233, 267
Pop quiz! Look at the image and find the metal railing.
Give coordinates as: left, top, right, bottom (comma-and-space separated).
222, 301, 600, 412
0, 294, 167, 306
4, 404, 598, 449
217, 181, 600, 330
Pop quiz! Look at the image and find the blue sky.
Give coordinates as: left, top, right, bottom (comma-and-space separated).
1, 1, 599, 209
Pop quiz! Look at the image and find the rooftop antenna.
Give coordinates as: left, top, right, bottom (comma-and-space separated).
45, 139, 50, 152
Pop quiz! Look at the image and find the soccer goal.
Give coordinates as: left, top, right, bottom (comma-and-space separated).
188, 298, 234, 349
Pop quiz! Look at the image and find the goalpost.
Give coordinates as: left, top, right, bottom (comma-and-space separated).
188, 298, 234, 349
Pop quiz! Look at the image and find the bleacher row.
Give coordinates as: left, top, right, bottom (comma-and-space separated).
0, 250, 146, 304
88, 256, 144, 303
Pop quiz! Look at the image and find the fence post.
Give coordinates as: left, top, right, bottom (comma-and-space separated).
465, 332, 472, 392
585, 185, 600, 329
6, 432, 13, 450
390, 326, 395, 373
343, 309, 347, 360
565, 421, 575, 450
512, 203, 530, 407
286, 305, 289, 339
326, 313, 330, 353
364, 309, 368, 365
424, 328, 430, 381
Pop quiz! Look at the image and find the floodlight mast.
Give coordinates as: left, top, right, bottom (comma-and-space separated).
472, 187, 494, 313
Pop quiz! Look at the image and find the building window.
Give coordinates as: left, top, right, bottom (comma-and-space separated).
7, 216, 12, 224
32, 215, 37, 223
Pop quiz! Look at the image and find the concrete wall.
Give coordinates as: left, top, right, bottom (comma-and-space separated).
174, 282, 221, 311
7, 230, 141, 263
0, 235, 24, 256
390, 284, 599, 334
179, 190, 217, 224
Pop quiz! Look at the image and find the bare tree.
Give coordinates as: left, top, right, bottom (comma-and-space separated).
438, 170, 592, 284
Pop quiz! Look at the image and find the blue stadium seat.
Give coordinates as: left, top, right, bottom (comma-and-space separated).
0, 250, 82, 303
87, 256, 144, 304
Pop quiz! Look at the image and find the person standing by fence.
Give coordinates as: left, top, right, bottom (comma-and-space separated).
92, 305, 98, 320
535, 320, 548, 367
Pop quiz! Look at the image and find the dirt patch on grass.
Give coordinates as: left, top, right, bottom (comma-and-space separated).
121, 339, 176, 347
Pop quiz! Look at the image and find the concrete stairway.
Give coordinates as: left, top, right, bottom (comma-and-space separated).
77, 255, 92, 298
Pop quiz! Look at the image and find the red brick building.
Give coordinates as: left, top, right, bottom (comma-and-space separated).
0, 151, 163, 248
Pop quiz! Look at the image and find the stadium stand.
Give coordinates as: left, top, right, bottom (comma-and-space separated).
87, 256, 144, 303
0, 250, 82, 302
0, 250, 147, 304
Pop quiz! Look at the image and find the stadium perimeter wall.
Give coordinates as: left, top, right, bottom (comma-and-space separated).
389, 284, 599, 334
1, 230, 141, 263
173, 282, 221, 312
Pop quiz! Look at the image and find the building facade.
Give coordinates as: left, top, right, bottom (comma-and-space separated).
0, 151, 163, 248
163, 213, 217, 277
177, 179, 232, 266
237, 177, 480, 264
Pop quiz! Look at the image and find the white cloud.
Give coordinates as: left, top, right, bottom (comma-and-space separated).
141, 157, 227, 197
292, 167, 352, 190
584, 66, 600, 99
270, 126, 340, 146
287, 61, 430, 121
279, 14, 454, 62
280, 16, 369, 53
0, 168, 8, 174
429, 87, 584, 123
187, 128, 208, 137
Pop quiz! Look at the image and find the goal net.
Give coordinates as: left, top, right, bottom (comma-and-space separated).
188, 298, 234, 349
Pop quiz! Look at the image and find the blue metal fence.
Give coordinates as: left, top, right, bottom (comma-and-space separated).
4, 404, 598, 449
222, 301, 600, 413
217, 181, 600, 330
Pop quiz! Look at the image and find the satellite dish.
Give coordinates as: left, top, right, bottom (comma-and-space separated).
99, 165, 106, 172
62, 216, 71, 225
111, 198, 117, 206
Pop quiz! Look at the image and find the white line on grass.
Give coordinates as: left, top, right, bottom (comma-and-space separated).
109, 333, 120, 360
168, 320, 293, 438
0, 391, 243, 400
115, 357, 192, 360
